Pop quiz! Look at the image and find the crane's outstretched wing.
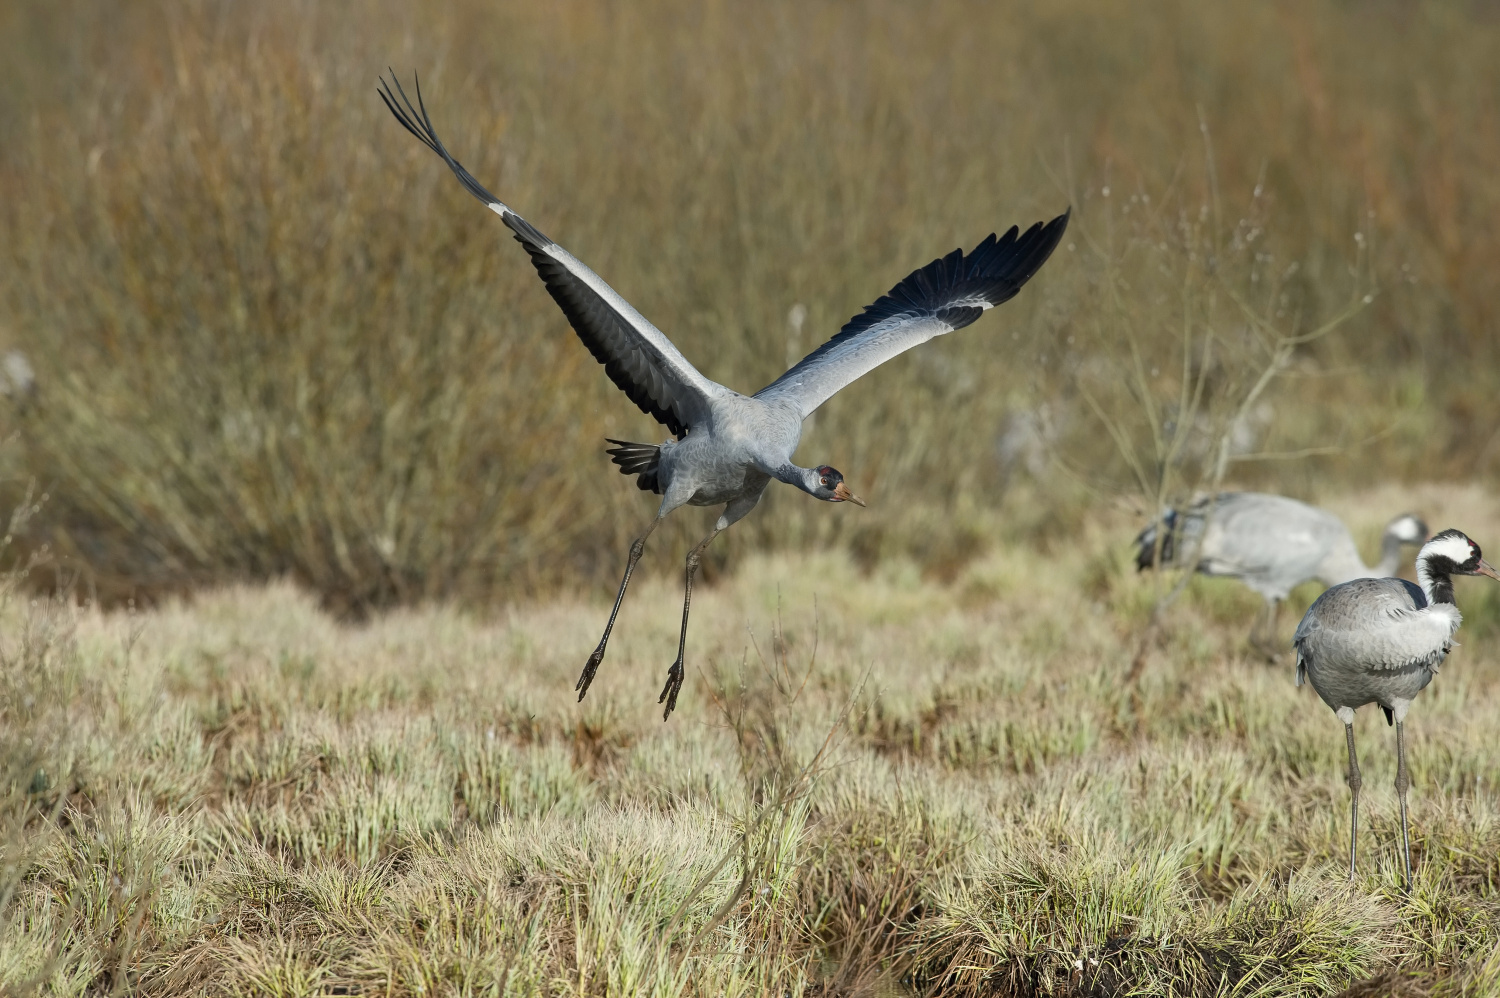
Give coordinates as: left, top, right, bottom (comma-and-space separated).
754, 211, 1069, 418
379, 74, 726, 437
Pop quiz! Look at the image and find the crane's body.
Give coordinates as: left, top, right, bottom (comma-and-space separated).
1295, 577, 1457, 716
650, 395, 803, 508
379, 74, 1068, 717
1293, 529, 1497, 889
1137, 492, 1427, 654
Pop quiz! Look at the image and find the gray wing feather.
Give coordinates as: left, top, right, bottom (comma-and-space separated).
755, 212, 1069, 418
758, 314, 954, 418
379, 74, 726, 437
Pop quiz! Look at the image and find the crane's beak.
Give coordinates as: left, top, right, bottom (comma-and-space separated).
1476, 559, 1500, 581
833, 482, 866, 507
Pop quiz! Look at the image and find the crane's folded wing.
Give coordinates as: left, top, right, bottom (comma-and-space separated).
1296, 578, 1461, 672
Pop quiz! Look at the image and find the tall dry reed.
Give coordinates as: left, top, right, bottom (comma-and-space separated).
2, 0, 1497, 607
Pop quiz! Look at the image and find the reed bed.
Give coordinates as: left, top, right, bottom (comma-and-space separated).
1, 0, 1498, 607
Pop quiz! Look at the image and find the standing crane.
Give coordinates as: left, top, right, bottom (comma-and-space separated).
1135, 493, 1427, 655
1293, 528, 1498, 889
379, 75, 1068, 718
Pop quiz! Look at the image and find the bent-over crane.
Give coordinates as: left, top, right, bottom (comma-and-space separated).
1136, 493, 1427, 655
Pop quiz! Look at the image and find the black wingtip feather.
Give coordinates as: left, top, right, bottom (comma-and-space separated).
378, 70, 506, 209
793, 208, 1070, 368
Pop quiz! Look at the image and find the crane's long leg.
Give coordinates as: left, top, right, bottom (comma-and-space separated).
657, 527, 723, 719
1395, 719, 1413, 891
576, 515, 663, 702
1250, 599, 1281, 661
659, 495, 761, 720
1343, 715, 1362, 881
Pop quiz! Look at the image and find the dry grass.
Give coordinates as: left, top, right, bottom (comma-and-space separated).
1, 0, 1499, 606
2, 2, 1500, 993
4, 483, 1500, 996
2, 3, 1499, 994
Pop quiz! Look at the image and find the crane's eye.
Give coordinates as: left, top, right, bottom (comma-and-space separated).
820, 477, 830, 487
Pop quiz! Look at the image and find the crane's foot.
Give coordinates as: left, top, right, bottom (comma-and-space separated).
658, 660, 684, 720
576, 646, 605, 702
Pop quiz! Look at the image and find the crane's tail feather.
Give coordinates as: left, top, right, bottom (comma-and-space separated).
605, 439, 663, 494
1135, 508, 1181, 571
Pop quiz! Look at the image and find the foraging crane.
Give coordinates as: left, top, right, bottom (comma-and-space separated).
1293, 528, 1498, 889
379, 75, 1068, 718
1135, 493, 1427, 654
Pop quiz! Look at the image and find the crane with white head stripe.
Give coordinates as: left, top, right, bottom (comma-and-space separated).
1293, 528, 1499, 889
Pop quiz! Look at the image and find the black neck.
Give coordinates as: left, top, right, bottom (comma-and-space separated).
1417, 559, 1456, 605
773, 463, 815, 495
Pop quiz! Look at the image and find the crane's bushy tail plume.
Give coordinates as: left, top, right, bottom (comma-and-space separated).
605, 439, 663, 493
1135, 507, 1182, 571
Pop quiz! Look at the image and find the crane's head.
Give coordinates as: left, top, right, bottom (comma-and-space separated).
812, 466, 865, 506
1419, 529, 1500, 580
1386, 513, 1429, 545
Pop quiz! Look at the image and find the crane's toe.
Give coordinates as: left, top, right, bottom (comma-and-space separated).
659, 661, 685, 720
576, 648, 605, 701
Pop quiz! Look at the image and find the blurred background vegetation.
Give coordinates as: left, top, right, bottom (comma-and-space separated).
0, 0, 1496, 611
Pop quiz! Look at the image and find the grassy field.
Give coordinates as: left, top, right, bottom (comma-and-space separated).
5, 483, 1500, 995
3, 1, 1500, 994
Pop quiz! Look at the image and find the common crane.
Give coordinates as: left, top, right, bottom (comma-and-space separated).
379, 75, 1068, 718
1135, 493, 1427, 655
1294, 528, 1498, 889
